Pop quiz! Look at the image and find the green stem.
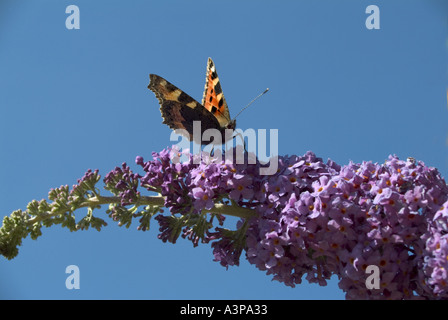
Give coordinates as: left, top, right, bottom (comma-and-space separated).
207, 202, 257, 220
26, 195, 257, 226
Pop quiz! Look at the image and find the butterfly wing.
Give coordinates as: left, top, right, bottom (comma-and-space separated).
201, 58, 232, 128
148, 74, 222, 143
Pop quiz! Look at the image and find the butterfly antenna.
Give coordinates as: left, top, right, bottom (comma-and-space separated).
232, 88, 269, 121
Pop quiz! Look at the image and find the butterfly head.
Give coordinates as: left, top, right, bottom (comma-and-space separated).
227, 119, 236, 131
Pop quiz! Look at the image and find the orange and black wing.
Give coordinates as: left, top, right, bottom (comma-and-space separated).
148, 74, 222, 143
201, 57, 232, 128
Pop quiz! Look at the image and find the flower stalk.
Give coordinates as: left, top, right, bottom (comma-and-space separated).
1, 146, 448, 300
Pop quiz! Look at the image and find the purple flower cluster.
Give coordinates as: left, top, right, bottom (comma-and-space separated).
71, 169, 100, 196
245, 154, 448, 299
104, 163, 141, 206
133, 146, 448, 299
422, 197, 448, 297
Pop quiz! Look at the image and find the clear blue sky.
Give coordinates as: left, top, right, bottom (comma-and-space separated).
0, 0, 447, 299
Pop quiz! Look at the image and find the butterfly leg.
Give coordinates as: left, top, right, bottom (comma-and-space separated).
201, 142, 217, 157
233, 131, 248, 153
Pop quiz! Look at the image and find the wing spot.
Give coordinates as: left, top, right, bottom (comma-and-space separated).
218, 99, 224, 107
209, 96, 213, 103
166, 89, 181, 101
165, 82, 177, 92
211, 106, 218, 113
178, 91, 193, 104
186, 101, 197, 109
214, 82, 222, 95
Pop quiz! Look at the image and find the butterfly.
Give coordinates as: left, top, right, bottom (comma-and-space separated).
148, 58, 236, 145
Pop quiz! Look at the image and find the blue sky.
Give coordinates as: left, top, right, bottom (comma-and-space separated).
0, 0, 447, 299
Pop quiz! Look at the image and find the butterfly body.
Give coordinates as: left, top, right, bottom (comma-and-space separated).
148, 58, 235, 145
